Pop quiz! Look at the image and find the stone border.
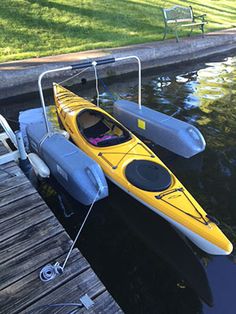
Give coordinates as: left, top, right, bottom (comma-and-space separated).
0, 29, 236, 100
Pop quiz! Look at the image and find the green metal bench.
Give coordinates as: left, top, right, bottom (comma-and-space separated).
162, 5, 207, 42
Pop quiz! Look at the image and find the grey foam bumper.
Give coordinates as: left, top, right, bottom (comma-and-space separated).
113, 100, 205, 158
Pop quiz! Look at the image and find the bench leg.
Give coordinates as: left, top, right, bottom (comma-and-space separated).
201, 24, 205, 38
188, 27, 193, 37
162, 26, 167, 40
174, 29, 179, 42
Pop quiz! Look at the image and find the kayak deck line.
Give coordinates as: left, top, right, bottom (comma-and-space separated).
155, 187, 210, 226
98, 142, 154, 170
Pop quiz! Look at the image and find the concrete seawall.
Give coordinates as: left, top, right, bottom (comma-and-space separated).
0, 28, 236, 100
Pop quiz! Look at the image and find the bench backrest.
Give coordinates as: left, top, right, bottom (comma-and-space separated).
162, 5, 193, 24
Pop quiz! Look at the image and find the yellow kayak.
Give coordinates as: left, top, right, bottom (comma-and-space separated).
53, 83, 233, 255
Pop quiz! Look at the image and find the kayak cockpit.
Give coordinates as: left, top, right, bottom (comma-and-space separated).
77, 109, 132, 147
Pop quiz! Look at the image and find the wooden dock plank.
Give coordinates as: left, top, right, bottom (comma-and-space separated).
0, 192, 45, 223
0, 181, 37, 208
0, 203, 53, 241
0, 146, 7, 154
0, 161, 18, 172
0, 175, 29, 195
80, 290, 123, 314
23, 267, 106, 314
0, 216, 64, 264
0, 250, 88, 314
0, 192, 44, 224
0, 171, 28, 193
0, 164, 21, 181
0, 143, 8, 155
0, 161, 18, 171
0, 160, 16, 168
0, 231, 73, 291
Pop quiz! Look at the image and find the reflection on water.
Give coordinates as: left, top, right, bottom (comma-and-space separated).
1, 52, 236, 313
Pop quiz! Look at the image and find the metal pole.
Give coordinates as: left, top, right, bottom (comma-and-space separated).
38, 66, 72, 135
115, 56, 142, 110
38, 55, 142, 133
15, 131, 27, 161
0, 114, 17, 147
15, 130, 31, 172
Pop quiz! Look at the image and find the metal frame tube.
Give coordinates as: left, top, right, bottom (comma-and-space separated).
15, 131, 27, 160
38, 66, 72, 134
115, 56, 142, 110
38, 55, 142, 135
0, 114, 17, 147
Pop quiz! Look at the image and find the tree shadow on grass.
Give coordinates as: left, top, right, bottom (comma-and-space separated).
167, 0, 236, 16
25, 0, 164, 34
0, 2, 167, 62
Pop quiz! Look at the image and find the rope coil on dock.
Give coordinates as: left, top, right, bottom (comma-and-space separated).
39, 262, 63, 282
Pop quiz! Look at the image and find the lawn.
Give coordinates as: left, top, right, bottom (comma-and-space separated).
0, 0, 236, 62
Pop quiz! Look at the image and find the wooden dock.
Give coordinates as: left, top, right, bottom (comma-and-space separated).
0, 142, 123, 313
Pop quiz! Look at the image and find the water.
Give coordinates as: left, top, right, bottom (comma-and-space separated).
1, 51, 236, 314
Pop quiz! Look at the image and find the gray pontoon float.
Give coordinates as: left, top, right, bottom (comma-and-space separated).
111, 57, 205, 158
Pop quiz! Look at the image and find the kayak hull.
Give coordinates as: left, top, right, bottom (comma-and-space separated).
107, 174, 230, 255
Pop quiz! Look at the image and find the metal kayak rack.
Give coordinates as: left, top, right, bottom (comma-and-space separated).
38, 55, 142, 135
38, 55, 206, 158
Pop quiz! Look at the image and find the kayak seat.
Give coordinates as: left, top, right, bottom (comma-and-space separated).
77, 109, 132, 146
83, 120, 110, 138
125, 160, 171, 192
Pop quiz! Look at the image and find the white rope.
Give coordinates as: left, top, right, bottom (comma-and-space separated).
39, 262, 63, 282
92, 61, 100, 107
62, 187, 101, 270
39, 188, 101, 282
38, 132, 51, 155
58, 67, 90, 85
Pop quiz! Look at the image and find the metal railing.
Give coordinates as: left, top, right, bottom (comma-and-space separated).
0, 114, 20, 165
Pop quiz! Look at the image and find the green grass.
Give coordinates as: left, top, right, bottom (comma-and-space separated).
0, 0, 236, 62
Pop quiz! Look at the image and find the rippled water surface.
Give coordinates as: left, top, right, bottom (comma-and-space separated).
1, 52, 236, 314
